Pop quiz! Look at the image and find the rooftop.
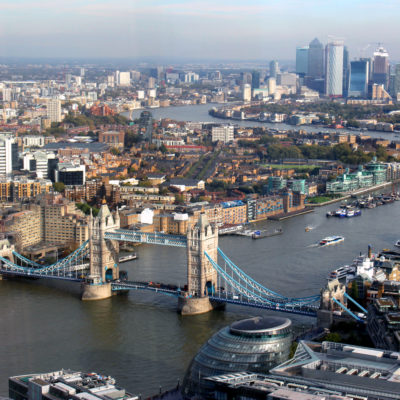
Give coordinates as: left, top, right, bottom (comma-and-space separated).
10, 370, 138, 400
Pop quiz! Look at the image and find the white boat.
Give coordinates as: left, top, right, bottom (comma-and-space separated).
395, 240, 400, 248
319, 236, 345, 246
327, 265, 355, 281
335, 208, 347, 218
118, 253, 137, 263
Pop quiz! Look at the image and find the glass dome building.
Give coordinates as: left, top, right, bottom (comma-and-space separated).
182, 316, 292, 399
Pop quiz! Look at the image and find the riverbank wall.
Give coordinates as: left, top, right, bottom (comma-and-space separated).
307, 180, 400, 208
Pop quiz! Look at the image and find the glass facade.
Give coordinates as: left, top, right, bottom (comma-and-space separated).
349, 60, 369, 97
325, 41, 344, 96
182, 317, 292, 399
296, 47, 309, 76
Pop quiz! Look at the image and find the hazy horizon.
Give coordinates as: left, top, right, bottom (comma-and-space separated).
1, 0, 400, 62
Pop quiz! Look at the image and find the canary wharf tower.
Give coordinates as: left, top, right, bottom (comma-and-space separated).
325, 41, 344, 97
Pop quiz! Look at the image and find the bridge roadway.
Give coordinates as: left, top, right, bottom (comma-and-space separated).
104, 229, 187, 247
0, 262, 89, 282
111, 281, 318, 317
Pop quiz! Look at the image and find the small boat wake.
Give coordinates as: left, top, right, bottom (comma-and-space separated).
307, 243, 319, 248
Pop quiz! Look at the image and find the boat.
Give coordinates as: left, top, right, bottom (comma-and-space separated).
395, 240, 400, 248
305, 225, 314, 232
345, 208, 361, 217
327, 265, 355, 281
335, 208, 347, 218
251, 228, 283, 239
118, 253, 137, 263
319, 236, 345, 246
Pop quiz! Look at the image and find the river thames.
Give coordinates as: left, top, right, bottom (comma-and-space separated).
1, 199, 400, 397
123, 103, 400, 141
1, 104, 399, 397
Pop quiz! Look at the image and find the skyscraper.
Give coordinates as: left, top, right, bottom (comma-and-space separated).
325, 41, 344, 97
0, 135, 17, 176
269, 60, 279, 78
47, 98, 62, 123
372, 47, 389, 88
251, 71, 260, 89
342, 46, 350, 97
390, 64, 400, 98
296, 46, 309, 76
242, 84, 252, 101
308, 38, 324, 78
349, 60, 369, 97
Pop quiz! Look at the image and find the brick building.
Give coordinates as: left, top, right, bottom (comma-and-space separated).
98, 131, 125, 148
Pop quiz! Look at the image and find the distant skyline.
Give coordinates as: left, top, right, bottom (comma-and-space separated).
1, 0, 400, 62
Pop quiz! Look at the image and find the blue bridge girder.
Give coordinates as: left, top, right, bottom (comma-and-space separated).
0, 232, 323, 318
105, 229, 187, 247
109, 282, 318, 316
111, 281, 181, 297
0, 267, 84, 282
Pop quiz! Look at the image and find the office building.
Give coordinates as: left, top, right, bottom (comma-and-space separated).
22, 135, 45, 148
373, 46, 389, 88
184, 72, 199, 83
267, 77, 276, 95
2, 87, 12, 102
55, 163, 86, 186
325, 41, 344, 96
47, 98, 62, 123
296, 46, 309, 76
242, 83, 252, 101
269, 60, 279, 78
251, 70, 260, 89
371, 83, 391, 100
147, 77, 156, 89
240, 72, 252, 85
116, 71, 131, 86
182, 316, 292, 399
9, 369, 138, 400
206, 340, 400, 400
98, 131, 125, 148
343, 46, 350, 97
211, 125, 234, 143
277, 73, 297, 88
2, 207, 42, 249
308, 38, 324, 78
39, 194, 88, 246
21, 150, 57, 179
349, 60, 369, 97
0, 135, 17, 176
390, 63, 400, 98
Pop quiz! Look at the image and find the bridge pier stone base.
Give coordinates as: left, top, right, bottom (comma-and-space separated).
178, 296, 223, 315
317, 309, 333, 328
81, 283, 112, 301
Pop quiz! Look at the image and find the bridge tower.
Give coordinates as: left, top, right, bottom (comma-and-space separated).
178, 213, 220, 315
81, 202, 120, 300
0, 238, 15, 279
317, 279, 347, 328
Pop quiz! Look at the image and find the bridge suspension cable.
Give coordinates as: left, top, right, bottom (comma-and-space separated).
216, 248, 320, 305
206, 251, 320, 308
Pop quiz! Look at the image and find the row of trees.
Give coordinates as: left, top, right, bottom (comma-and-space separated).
257, 102, 400, 122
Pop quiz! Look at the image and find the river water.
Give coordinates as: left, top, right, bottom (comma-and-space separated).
1, 198, 400, 397
123, 103, 400, 141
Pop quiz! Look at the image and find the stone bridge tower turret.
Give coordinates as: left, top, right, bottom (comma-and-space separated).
178, 213, 220, 315
82, 202, 120, 300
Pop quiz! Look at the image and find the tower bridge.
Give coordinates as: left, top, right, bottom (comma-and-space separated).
0, 203, 365, 323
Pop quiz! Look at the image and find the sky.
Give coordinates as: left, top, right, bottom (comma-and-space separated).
0, 0, 400, 62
